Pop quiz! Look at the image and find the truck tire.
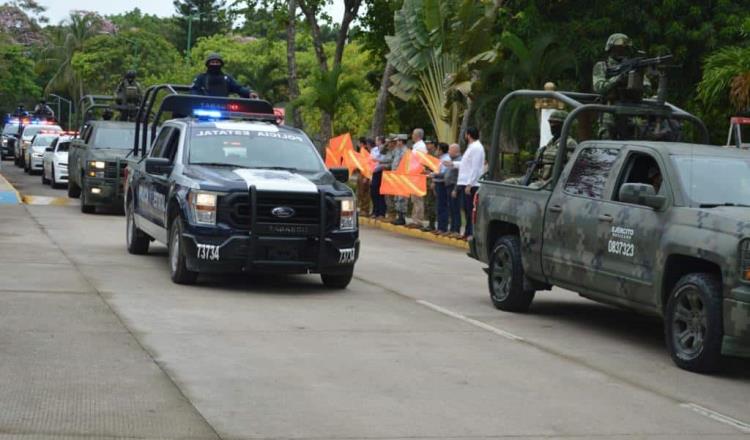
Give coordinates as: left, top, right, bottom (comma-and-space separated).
126, 201, 150, 255
68, 179, 81, 198
488, 235, 535, 312
321, 268, 354, 289
665, 273, 723, 373
169, 217, 198, 285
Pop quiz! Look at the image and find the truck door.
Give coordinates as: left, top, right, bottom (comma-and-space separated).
542, 146, 620, 289
150, 127, 182, 229
595, 147, 670, 306
137, 127, 172, 226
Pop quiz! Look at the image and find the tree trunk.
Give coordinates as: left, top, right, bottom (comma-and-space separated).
459, 96, 474, 149
320, 111, 333, 151
333, 0, 362, 68
285, 0, 303, 129
298, 0, 328, 71
370, 60, 394, 137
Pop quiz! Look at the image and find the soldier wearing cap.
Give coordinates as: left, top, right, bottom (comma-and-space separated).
190, 52, 255, 98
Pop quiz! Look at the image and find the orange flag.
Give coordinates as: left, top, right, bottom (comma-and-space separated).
358, 149, 377, 179
325, 147, 341, 168
379, 171, 427, 197
414, 150, 441, 173
329, 133, 354, 158
342, 149, 362, 176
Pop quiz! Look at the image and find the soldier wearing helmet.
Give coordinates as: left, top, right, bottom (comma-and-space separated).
115, 70, 143, 121
505, 109, 577, 187
190, 52, 255, 98
592, 33, 651, 139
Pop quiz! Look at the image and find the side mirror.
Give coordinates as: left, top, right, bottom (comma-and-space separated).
619, 183, 666, 210
330, 167, 349, 183
45, 147, 53, 152
145, 157, 173, 175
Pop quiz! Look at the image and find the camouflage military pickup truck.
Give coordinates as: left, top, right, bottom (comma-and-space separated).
470, 90, 750, 373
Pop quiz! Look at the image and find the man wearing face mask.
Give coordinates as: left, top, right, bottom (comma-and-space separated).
592, 33, 651, 139
190, 53, 255, 98
505, 110, 576, 187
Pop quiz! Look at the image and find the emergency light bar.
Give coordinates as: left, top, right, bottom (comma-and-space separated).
158, 95, 276, 123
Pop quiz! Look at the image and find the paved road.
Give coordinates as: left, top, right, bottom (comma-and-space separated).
1, 161, 749, 440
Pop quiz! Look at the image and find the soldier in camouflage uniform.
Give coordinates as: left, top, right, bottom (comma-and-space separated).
592, 33, 651, 139
505, 110, 577, 187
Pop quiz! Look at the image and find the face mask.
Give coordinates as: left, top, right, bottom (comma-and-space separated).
207, 65, 222, 74
551, 124, 562, 138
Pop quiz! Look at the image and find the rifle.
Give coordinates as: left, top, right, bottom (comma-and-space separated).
605, 54, 673, 78
521, 145, 546, 186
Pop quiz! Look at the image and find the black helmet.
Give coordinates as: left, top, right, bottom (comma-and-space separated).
205, 52, 224, 67
125, 70, 136, 80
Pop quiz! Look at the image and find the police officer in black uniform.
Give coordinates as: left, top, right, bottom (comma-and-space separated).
33, 99, 55, 118
190, 53, 254, 98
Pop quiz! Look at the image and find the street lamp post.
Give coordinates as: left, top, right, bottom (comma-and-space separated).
49, 94, 72, 130
185, 4, 203, 63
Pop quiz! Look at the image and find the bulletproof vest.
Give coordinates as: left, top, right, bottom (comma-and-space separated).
204, 73, 229, 97
125, 85, 139, 102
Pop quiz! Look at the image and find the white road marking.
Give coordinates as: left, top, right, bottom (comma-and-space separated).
416, 300, 524, 341
680, 403, 750, 433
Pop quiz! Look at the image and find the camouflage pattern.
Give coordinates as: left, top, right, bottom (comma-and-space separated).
471, 140, 750, 358
604, 33, 632, 52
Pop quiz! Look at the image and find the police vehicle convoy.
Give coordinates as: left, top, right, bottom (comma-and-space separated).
125, 91, 358, 287
14, 119, 62, 168
24, 130, 60, 174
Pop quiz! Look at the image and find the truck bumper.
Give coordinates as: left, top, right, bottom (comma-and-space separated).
29, 156, 43, 171
82, 177, 123, 208
722, 291, 750, 358
181, 230, 359, 275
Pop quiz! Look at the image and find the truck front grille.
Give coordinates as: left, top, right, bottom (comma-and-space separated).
104, 162, 127, 179
219, 190, 339, 232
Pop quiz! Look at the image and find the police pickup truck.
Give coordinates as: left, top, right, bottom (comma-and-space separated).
471, 89, 750, 373
124, 95, 358, 288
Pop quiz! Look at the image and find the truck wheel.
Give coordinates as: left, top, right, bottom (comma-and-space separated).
169, 217, 198, 285
488, 235, 535, 312
321, 268, 354, 289
68, 179, 81, 198
665, 273, 723, 373
126, 202, 150, 255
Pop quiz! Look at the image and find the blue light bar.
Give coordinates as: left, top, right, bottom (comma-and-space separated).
193, 109, 223, 119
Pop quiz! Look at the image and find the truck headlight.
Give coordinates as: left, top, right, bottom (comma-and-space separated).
338, 197, 356, 230
189, 191, 217, 226
89, 160, 105, 169
740, 239, 750, 281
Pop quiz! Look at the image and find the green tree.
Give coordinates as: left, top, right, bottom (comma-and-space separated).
0, 44, 41, 113
698, 45, 750, 114
43, 12, 106, 104
108, 8, 182, 49
71, 30, 183, 94
173, 0, 231, 57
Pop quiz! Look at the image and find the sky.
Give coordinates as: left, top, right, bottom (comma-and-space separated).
35, 0, 345, 25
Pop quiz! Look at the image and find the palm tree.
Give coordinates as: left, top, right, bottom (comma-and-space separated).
42, 12, 104, 105
296, 65, 360, 149
698, 45, 750, 113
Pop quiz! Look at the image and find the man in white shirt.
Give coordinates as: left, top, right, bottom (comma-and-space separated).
408, 128, 427, 228
447, 127, 485, 238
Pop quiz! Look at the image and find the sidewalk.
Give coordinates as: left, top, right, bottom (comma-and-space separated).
360, 216, 469, 250
0, 170, 20, 204
0, 204, 217, 439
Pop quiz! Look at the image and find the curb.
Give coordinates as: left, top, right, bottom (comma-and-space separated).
0, 171, 21, 204
360, 217, 469, 250
22, 195, 76, 206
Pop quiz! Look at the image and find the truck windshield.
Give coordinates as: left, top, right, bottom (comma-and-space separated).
672, 155, 750, 206
188, 129, 324, 172
2, 124, 19, 135
93, 127, 136, 149
32, 135, 57, 146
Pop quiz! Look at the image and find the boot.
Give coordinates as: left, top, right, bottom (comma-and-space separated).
392, 214, 406, 226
